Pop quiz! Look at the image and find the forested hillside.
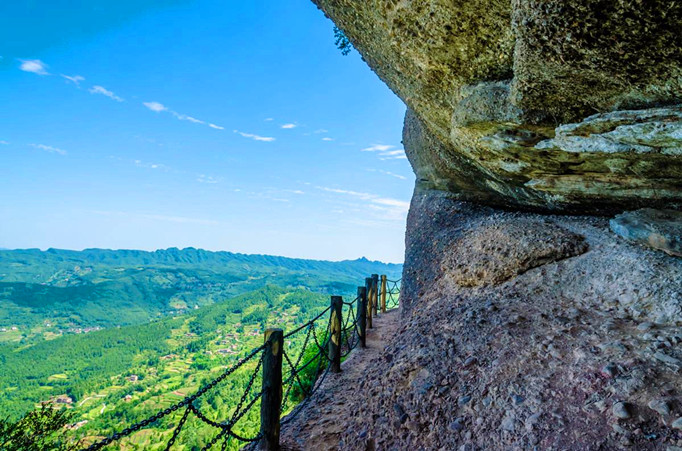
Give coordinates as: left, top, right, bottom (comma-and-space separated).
0, 248, 400, 449
0, 247, 401, 338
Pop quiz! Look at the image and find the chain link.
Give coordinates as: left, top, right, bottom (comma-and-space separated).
80, 278, 397, 450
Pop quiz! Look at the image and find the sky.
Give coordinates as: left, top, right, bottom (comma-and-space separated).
0, 1, 411, 263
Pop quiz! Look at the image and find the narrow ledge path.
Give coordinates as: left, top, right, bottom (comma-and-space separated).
278, 309, 400, 451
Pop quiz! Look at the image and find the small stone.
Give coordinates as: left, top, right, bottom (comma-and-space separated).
463, 356, 478, 367
601, 363, 618, 377
637, 322, 654, 331
449, 419, 465, 432
672, 418, 682, 430
648, 399, 671, 416
666, 446, 682, 451
612, 401, 632, 419
654, 351, 682, 366
458, 395, 472, 406
501, 414, 516, 431
404, 420, 421, 432
512, 394, 524, 405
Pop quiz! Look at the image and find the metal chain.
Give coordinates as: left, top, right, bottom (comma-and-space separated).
81, 278, 393, 451
163, 406, 191, 451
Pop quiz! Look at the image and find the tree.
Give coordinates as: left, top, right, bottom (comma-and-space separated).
333, 27, 353, 56
0, 403, 80, 451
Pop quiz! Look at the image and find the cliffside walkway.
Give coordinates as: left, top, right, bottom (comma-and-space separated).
278, 308, 400, 450
80, 275, 401, 451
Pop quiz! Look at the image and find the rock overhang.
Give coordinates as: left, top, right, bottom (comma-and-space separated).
312, 0, 682, 212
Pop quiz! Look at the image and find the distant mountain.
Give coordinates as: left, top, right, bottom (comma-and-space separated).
0, 247, 401, 334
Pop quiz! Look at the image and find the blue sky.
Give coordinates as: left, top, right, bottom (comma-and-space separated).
0, 1, 411, 262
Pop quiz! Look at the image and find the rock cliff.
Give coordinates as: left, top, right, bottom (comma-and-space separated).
313, 0, 682, 212
296, 1, 682, 449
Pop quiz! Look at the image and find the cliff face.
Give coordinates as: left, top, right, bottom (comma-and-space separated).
299, 3, 682, 449
313, 0, 682, 212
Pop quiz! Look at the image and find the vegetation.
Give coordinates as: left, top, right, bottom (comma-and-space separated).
0, 248, 401, 449
0, 403, 80, 451
333, 27, 353, 56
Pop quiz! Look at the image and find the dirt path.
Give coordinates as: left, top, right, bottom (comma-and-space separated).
278, 309, 400, 451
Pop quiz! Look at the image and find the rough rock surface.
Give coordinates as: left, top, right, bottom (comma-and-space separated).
443, 217, 588, 287
312, 0, 682, 211
402, 189, 682, 321
611, 209, 682, 257
277, 190, 682, 450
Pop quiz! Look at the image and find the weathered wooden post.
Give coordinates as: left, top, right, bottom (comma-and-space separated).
380, 275, 387, 313
260, 328, 283, 451
365, 277, 373, 329
357, 286, 367, 348
371, 274, 379, 317
329, 296, 343, 373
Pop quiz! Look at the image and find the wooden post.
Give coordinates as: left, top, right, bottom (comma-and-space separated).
380, 275, 387, 313
329, 296, 342, 373
365, 277, 373, 329
357, 286, 367, 348
260, 328, 283, 451
371, 274, 379, 317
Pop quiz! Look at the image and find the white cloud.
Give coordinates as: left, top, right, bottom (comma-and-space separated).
89, 85, 124, 102
322, 137, 334, 141
61, 74, 84, 86
31, 144, 67, 155
265, 118, 274, 121
143, 101, 167, 112
233, 130, 275, 142
19, 59, 49, 75
134, 160, 168, 170
379, 170, 407, 180
92, 210, 219, 226
361, 144, 394, 152
197, 174, 219, 184
0, 141, 9, 145
173, 112, 204, 124
379, 149, 408, 160
314, 129, 328, 134
318, 185, 410, 221
319, 187, 374, 200
144, 101, 224, 130
281, 123, 297, 129
371, 198, 410, 209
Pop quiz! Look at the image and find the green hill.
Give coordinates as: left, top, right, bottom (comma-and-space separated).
0, 247, 401, 339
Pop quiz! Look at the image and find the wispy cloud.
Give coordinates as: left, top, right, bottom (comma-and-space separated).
0, 141, 9, 145
92, 210, 219, 226
317, 185, 410, 221
322, 137, 334, 141
281, 123, 297, 129
173, 112, 204, 124
379, 170, 407, 180
143, 101, 167, 112
89, 85, 124, 102
31, 144, 67, 155
361, 144, 394, 152
143, 101, 224, 130
265, 118, 274, 121
233, 130, 275, 142
134, 159, 169, 170
197, 174, 219, 184
378, 149, 407, 160
19, 59, 49, 75
314, 129, 328, 134
61, 74, 84, 86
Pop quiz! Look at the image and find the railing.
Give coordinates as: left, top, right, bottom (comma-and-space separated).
81, 274, 401, 451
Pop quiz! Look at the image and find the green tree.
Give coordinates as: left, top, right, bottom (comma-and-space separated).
0, 403, 80, 451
